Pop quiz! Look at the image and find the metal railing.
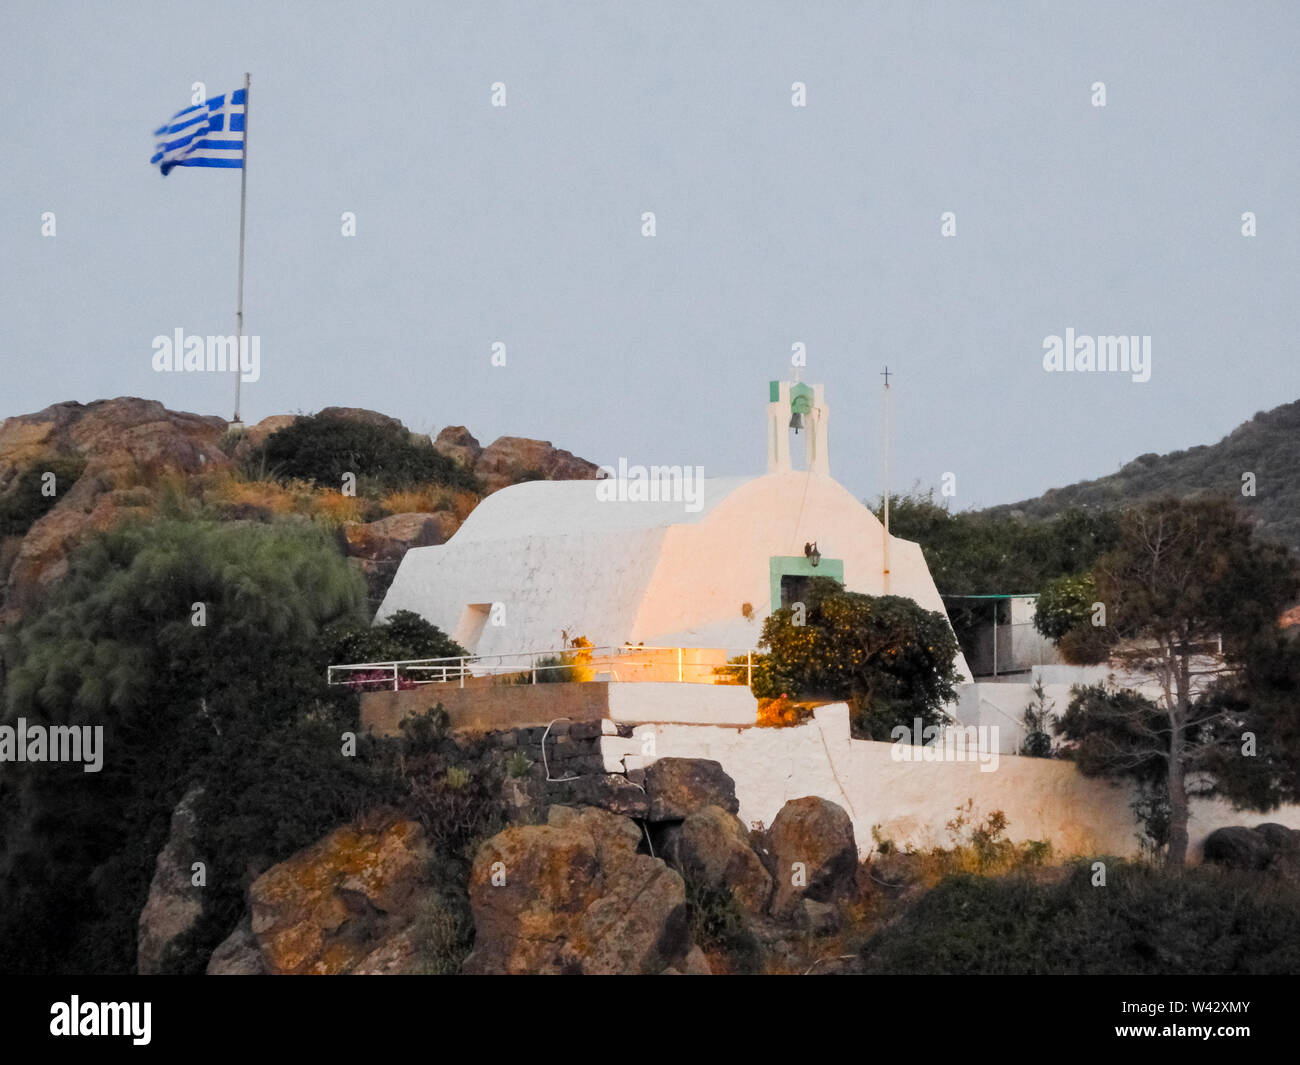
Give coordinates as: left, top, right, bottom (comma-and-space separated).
327, 644, 757, 690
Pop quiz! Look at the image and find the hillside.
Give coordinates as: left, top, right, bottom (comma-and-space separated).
0, 398, 598, 623
980, 397, 1300, 552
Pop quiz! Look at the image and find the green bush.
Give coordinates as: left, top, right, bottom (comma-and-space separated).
685, 878, 762, 974
326, 609, 466, 668
0, 454, 87, 536
249, 413, 479, 494
861, 860, 1300, 974
750, 577, 960, 740
0, 519, 369, 974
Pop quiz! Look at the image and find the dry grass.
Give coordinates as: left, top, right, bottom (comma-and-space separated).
143, 469, 485, 529
378, 487, 480, 518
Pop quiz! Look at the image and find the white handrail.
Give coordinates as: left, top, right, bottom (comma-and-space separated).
326, 643, 760, 688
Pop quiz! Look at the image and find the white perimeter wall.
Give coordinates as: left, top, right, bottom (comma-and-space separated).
618, 704, 1300, 860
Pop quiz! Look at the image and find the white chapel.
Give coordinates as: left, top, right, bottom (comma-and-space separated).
377, 381, 970, 680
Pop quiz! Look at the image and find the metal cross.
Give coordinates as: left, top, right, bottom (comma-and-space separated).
881, 365, 892, 387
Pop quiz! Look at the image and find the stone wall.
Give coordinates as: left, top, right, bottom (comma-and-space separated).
361, 680, 759, 736
361, 682, 611, 736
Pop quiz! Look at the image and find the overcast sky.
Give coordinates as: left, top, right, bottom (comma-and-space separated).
3, 2, 1297, 509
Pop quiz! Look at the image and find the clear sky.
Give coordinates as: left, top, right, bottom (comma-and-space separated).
3, 1, 1297, 509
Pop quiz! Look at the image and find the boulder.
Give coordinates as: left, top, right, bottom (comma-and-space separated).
463, 805, 695, 974
764, 796, 858, 920
661, 805, 772, 914
248, 817, 431, 975
664, 945, 713, 975
473, 436, 600, 494
1204, 823, 1300, 879
315, 406, 408, 433
545, 773, 652, 819
339, 512, 459, 562
643, 758, 739, 822
1203, 826, 1273, 871
351, 927, 420, 975
797, 898, 841, 936
137, 787, 205, 974
206, 915, 267, 975
0, 398, 231, 621
432, 426, 483, 470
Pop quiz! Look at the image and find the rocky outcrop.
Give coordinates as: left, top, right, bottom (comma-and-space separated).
340, 511, 465, 606
432, 426, 483, 470
763, 796, 859, 919
463, 805, 696, 974
0, 398, 231, 620
434, 427, 599, 495
0, 398, 602, 621
340, 512, 460, 561
661, 805, 773, 914
137, 787, 205, 974
643, 758, 739, 822
206, 916, 267, 975
1204, 823, 1300, 879
246, 816, 432, 975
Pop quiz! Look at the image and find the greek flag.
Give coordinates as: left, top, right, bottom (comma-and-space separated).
151, 88, 245, 175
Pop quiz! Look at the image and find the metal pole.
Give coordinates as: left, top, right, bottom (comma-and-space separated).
882, 367, 891, 595
232, 72, 250, 425
992, 601, 998, 678
747, 650, 752, 688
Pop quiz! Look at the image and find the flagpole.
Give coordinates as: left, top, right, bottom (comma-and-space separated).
881, 365, 891, 595
232, 72, 250, 428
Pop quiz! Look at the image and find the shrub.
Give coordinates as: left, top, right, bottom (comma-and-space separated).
0, 454, 87, 536
861, 860, 1300, 974
0, 519, 369, 974
684, 878, 762, 974
249, 413, 479, 495
1018, 680, 1056, 758
750, 578, 960, 740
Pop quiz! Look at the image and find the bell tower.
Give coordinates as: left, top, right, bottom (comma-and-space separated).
766, 380, 829, 475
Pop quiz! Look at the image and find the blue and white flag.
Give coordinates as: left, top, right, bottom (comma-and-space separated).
151, 88, 245, 175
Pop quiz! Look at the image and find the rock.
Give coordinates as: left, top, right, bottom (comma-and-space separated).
248, 817, 431, 975
0, 398, 231, 621
1254, 822, 1300, 858
206, 915, 267, 975
545, 773, 652, 819
473, 436, 600, 494
432, 426, 483, 469
352, 927, 420, 975
137, 787, 205, 974
228, 414, 297, 461
1257, 823, 1300, 880
764, 796, 859, 920
315, 406, 408, 433
1204, 823, 1300, 879
1203, 826, 1273, 871
463, 805, 693, 974
340, 512, 459, 562
664, 945, 713, 975
797, 898, 841, 936
661, 805, 772, 914
643, 758, 739, 821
